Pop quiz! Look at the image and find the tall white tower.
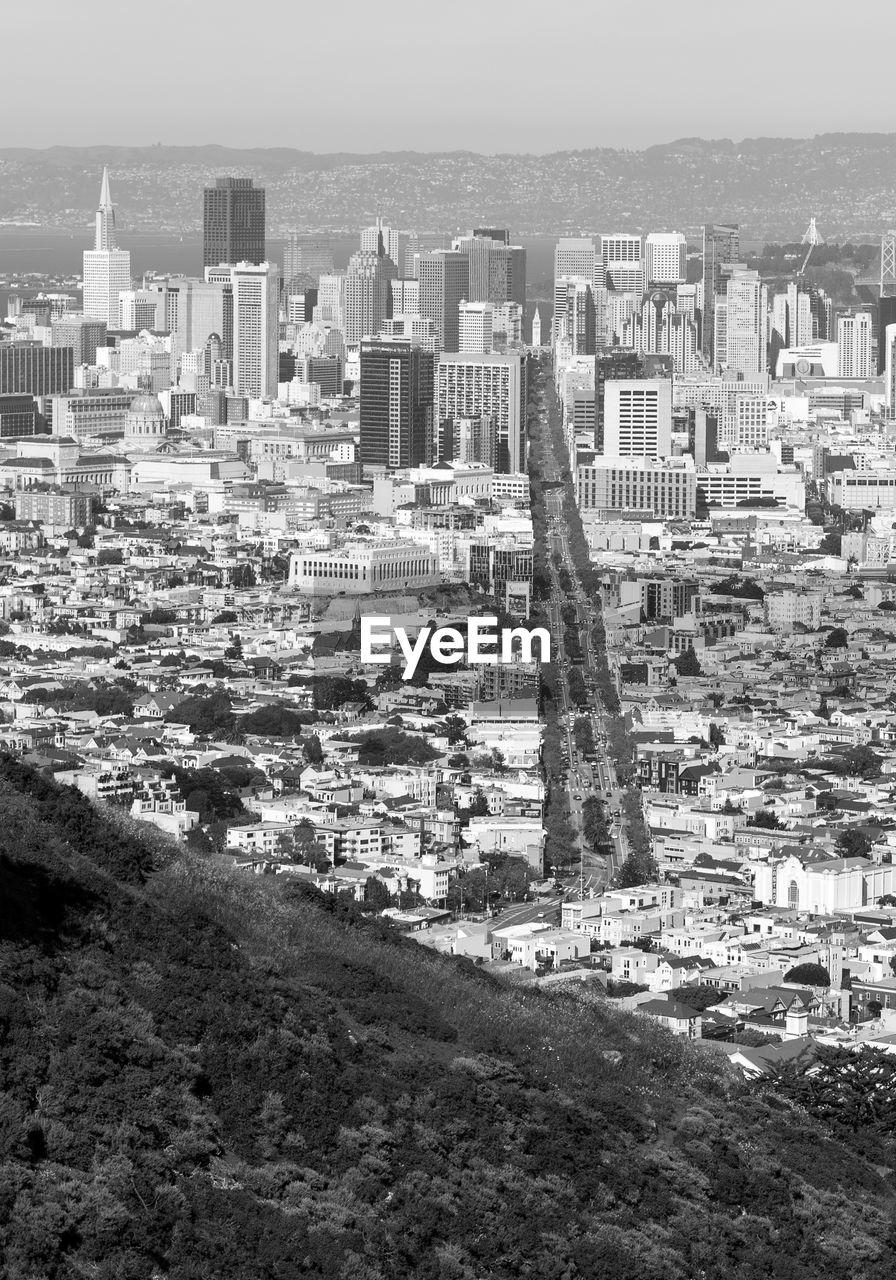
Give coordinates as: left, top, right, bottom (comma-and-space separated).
458, 300, 494, 354
532, 307, 542, 347
231, 261, 280, 398
82, 168, 132, 329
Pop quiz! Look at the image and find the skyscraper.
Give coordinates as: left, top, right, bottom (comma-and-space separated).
230, 262, 279, 398
437, 352, 526, 473
553, 239, 598, 343
203, 177, 265, 270
344, 250, 397, 346
458, 301, 494, 354
724, 269, 765, 376
0, 344, 74, 396
83, 169, 132, 329
837, 311, 873, 378
283, 234, 334, 286
602, 379, 672, 459
555, 280, 596, 355
150, 276, 233, 359
601, 234, 644, 292
452, 235, 493, 302
594, 349, 645, 451
360, 337, 434, 468
645, 233, 687, 285
418, 251, 469, 352
51, 315, 107, 367
884, 323, 896, 420
702, 223, 740, 364
361, 219, 409, 275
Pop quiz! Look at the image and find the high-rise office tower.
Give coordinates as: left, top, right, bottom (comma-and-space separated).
771, 293, 789, 347
879, 297, 896, 375
601, 234, 644, 292
50, 315, 107, 366
884, 323, 896, 419
602, 379, 672, 459
391, 278, 420, 316
724, 269, 765, 376
118, 289, 163, 331
203, 177, 265, 270
314, 274, 347, 330
837, 311, 873, 378
594, 349, 645, 451
0, 344, 74, 396
344, 250, 397, 346
361, 219, 409, 275
230, 262, 279, 398
283, 234, 334, 286
458, 301, 494, 354
437, 352, 526, 473
418, 251, 469, 352
452, 235, 493, 302
473, 228, 509, 244
359, 337, 434, 468
555, 280, 596, 355
149, 276, 233, 360
553, 239, 598, 343
702, 223, 739, 363
83, 169, 132, 329
645, 233, 687, 285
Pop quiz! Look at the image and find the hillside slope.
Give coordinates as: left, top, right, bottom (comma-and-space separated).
1, 756, 895, 1279
3, 134, 896, 235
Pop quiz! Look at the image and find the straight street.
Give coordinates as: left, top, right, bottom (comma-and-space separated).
531, 361, 629, 894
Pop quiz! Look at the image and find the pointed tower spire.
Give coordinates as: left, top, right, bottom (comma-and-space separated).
95, 167, 117, 251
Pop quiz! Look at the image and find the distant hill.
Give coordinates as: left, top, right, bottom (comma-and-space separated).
1, 753, 895, 1278
1, 135, 896, 238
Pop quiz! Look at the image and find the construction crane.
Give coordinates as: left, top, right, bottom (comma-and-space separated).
799, 217, 824, 277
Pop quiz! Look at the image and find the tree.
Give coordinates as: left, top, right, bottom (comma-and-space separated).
224, 632, 244, 661
292, 818, 330, 870
96, 547, 123, 565
302, 734, 324, 765
671, 985, 724, 1012
818, 532, 842, 556
825, 627, 848, 649
672, 646, 702, 677
747, 810, 784, 830
364, 876, 391, 911
783, 962, 831, 987
708, 722, 725, 748
764, 1043, 896, 1134
837, 828, 874, 859
443, 715, 468, 746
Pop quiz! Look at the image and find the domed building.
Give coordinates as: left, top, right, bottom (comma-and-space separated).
123, 375, 167, 450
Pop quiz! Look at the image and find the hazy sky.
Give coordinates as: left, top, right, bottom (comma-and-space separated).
6, 0, 896, 153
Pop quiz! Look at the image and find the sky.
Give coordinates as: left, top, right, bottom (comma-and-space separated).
5, 0, 896, 154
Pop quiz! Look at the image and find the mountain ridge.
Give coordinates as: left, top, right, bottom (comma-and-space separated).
2, 135, 896, 236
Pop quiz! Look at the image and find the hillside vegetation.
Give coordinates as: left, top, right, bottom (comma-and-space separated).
1, 757, 895, 1278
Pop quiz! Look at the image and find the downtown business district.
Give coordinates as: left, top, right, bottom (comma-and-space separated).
4, 174, 896, 1077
